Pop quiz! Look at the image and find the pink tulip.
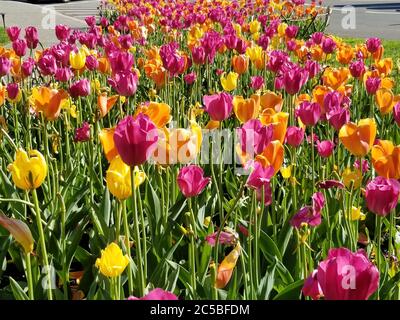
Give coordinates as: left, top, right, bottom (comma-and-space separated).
246, 162, 274, 189
296, 101, 321, 126
327, 106, 350, 131
6, 83, 19, 100
317, 248, 379, 300
0, 57, 11, 77
55, 25, 71, 41
114, 114, 159, 167
365, 177, 400, 216
285, 126, 304, 147
108, 51, 135, 75
311, 32, 323, 45
70, 79, 91, 98
285, 25, 299, 38
25, 26, 39, 49
366, 37, 381, 53
282, 66, 308, 95
6, 26, 20, 42
177, 165, 211, 198
128, 288, 178, 300
85, 55, 99, 71
55, 67, 73, 82
394, 102, 400, 126
365, 77, 381, 95
318, 180, 344, 190
203, 92, 233, 121
74, 122, 91, 142
21, 58, 35, 77
191, 46, 206, 65
239, 119, 273, 155
317, 140, 335, 158
38, 54, 58, 76
349, 60, 365, 78
205, 231, 236, 246
184, 72, 197, 85
108, 71, 138, 97
304, 60, 321, 79
12, 39, 27, 57
250, 76, 264, 90
302, 270, 322, 300
256, 183, 272, 205
354, 159, 369, 173
290, 192, 324, 228
321, 37, 336, 54
85, 16, 97, 27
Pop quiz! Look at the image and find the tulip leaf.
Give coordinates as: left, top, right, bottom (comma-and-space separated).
260, 230, 282, 261
273, 279, 304, 300
9, 277, 29, 300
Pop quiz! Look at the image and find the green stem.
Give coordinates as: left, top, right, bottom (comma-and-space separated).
188, 198, 197, 299
31, 189, 52, 300
25, 253, 34, 300
122, 200, 134, 295
389, 209, 395, 257
376, 215, 382, 300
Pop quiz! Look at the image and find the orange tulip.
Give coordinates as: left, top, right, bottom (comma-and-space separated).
255, 140, 284, 174
0, 86, 5, 105
311, 45, 324, 61
233, 94, 260, 123
371, 140, 400, 179
375, 58, 393, 77
99, 127, 118, 162
97, 57, 111, 74
312, 85, 332, 113
232, 54, 249, 75
215, 243, 241, 289
135, 101, 171, 128
339, 118, 376, 157
29, 87, 69, 121
336, 45, 354, 65
375, 88, 399, 115
97, 93, 119, 118
322, 67, 350, 90
259, 109, 288, 143
260, 91, 283, 112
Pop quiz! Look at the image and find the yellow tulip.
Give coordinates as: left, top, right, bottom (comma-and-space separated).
245, 45, 262, 63
349, 206, 365, 221
342, 167, 362, 189
249, 20, 260, 34
7, 149, 47, 190
106, 156, 146, 200
220, 72, 238, 91
95, 242, 129, 278
29, 87, 69, 121
69, 48, 86, 70
280, 166, 292, 179
135, 101, 171, 128
0, 214, 33, 253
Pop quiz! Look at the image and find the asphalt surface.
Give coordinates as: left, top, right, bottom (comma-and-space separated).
0, 0, 399, 47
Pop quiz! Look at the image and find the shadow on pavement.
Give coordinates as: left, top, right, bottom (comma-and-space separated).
333, 2, 400, 10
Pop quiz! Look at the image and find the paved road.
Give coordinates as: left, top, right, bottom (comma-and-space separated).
319, 0, 400, 39
39, 0, 100, 21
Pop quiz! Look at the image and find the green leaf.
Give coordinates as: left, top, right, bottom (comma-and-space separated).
9, 277, 29, 300
273, 279, 304, 300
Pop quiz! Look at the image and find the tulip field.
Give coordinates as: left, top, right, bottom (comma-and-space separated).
1, 0, 400, 301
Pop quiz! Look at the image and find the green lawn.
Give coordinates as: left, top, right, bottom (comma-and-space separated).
0, 27, 8, 45
343, 37, 400, 62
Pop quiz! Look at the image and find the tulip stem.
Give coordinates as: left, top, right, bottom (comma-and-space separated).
122, 199, 134, 296
25, 252, 34, 300
310, 126, 315, 193
389, 209, 395, 257
187, 198, 197, 299
376, 215, 382, 300
31, 188, 53, 300
130, 168, 145, 297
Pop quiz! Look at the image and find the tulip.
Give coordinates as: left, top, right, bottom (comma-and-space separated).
365, 176, 400, 216
203, 92, 233, 121
260, 91, 283, 112
29, 87, 69, 121
303, 270, 322, 300
318, 180, 345, 190
232, 55, 249, 74
220, 72, 238, 91
250, 76, 264, 90
25, 26, 39, 49
317, 248, 379, 300
108, 50, 135, 75
394, 102, 400, 126
106, 156, 146, 200
85, 55, 99, 71
255, 140, 284, 175
70, 78, 91, 98
342, 167, 362, 189
371, 140, 400, 179
108, 71, 138, 97
99, 127, 118, 162
366, 37, 381, 53
354, 159, 369, 173
21, 58, 35, 78
128, 288, 178, 300
239, 119, 273, 156
74, 122, 91, 142
215, 243, 241, 288
317, 140, 335, 158
246, 161, 274, 189
6, 83, 21, 103
282, 66, 309, 95
55, 67, 73, 82
38, 53, 57, 76
206, 231, 237, 247
322, 67, 350, 90
95, 242, 129, 278
0, 57, 12, 77
339, 118, 376, 157
69, 48, 86, 70
327, 105, 350, 131
0, 214, 33, 253
184, 72, 197, 85
114, 114, 159, 167
191, 46, 206, 65
12, 39, 27, 57
321, 37, 336, 54
349, 60, 365, 79
375, 88, 396, 115
6, 26, 21, 41
233, 95, 260, 123
285, 126, 304, 147
260, 110, 289, 143
7, 149, 47, 190
365, 77, 381, 95
290, 192, 324, 228
296, 101, 321, 126
55, 24, 70, 41
177, 165, 211, 198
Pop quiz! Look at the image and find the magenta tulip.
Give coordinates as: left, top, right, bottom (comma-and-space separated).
349, 60, 365, 78
74, 122, 91, 142
246, 162, 274, 189
321, 37, 336, 54
6, 26, 20, 42
285, 126, 304, 147
366, 37, 381, 53
317, 140, 335, 158
250, 76, 264, 90
25, 26, 39, 49
177, 165, 211, 198
12, 39, 27, 57
70, 79, 91, 98
365, 177, 400, 216
239, 119, 273, 155
55, 25, 71, 42
128, 288, 178, 300
394, 102, 400, 126
203, 92, 233, 121
296, 101, 321, 126
365, 77, 381, 95
0, 57, 11, 77
108, 71, 138, 97
302, 270, 322, 300
317, 248, 379, 300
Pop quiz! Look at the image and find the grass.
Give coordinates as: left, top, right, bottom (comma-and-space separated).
0, 27, 8, 45
343, 37, 400, 62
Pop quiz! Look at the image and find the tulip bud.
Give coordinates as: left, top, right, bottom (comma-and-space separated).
0, 214, 33, 253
